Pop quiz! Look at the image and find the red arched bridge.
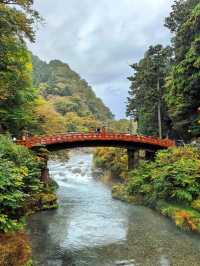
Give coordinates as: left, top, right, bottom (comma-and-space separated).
17, 132, 175, 169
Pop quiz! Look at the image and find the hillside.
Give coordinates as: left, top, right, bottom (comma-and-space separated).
32, 55, 113, 127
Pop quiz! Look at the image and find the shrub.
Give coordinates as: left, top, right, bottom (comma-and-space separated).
0, 232, 32, 266
191, 199, 200, 211
159, 202, 200, 233
0, 135, 43, 193
127, 146, 200, 205
93, 147, 128, 180
0, 135, 43, 232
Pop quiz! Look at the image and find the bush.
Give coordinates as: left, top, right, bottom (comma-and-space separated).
191, 199, 200, 211
0, 232, 32, 266
158, 202, 200, 233
0, 135, 43, 232
0, 135, 43, 193
93, 147, 128, 180
127, 146, 200, 205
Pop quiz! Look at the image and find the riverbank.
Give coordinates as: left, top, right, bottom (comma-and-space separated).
0, 136, 58, 266
0, 185, 58, 266
112, 146, 200, 235
112, 184, 200, 233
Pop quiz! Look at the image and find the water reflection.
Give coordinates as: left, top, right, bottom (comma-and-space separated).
28, 150, 200, 266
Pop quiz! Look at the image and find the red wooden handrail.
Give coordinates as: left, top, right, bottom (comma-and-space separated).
16, 132, 175, 149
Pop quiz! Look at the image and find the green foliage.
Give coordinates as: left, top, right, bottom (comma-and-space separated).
0, 1, 41, 135
32, 56, 113, 129
191, 199, 200, 211
112, 146, 200, 234
0, 135, 43, 232
165, 3, 200, 139
0, 135, 43, 192
127, 146, 200, 205
127, 45, 172, 137
54, 97, 80, 115
108, 119, 137, 133
0, 214, 25, 233
0, 1, 40, 43
94, 147, 128, 180
165, 0, 199, 33
93, 121, 136, 181
158, 202, 200, 232
127, 1, 200, 141
112, 184, 137, 203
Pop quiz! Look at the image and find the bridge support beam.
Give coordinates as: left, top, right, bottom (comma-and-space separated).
145, 150, 156, 161
127, 148, 139, 170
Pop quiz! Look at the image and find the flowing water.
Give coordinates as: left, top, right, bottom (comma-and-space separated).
28, 150, 200, 266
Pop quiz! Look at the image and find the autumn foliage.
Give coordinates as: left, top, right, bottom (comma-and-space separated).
0, 232, 31, 266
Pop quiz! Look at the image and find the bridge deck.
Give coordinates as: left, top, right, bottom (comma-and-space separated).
16, 132, 175, 149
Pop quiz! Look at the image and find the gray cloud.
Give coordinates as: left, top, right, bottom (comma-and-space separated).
29, 0, 174, 118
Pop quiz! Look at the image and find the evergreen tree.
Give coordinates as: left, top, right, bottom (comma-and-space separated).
127, 45, 172, 137
165, 1, 200, 140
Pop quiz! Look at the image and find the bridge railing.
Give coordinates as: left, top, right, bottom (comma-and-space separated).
16, 132, 175, 149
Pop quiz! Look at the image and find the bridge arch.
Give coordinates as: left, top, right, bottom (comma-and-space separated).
17, 132, 175, 170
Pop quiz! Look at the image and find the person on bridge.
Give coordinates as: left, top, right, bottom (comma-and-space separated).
95, 128, 101, 133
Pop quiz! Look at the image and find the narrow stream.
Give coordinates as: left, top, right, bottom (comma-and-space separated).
28, 150, 200, 266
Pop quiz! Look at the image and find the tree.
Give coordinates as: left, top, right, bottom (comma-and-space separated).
127, 45, 172, 137
165, 2, 200, 140
0, 1, 40, 42
165, 0, 199, 34
32, 56, 114, 122
0, 1, 40, 135
35, 97, 66, 135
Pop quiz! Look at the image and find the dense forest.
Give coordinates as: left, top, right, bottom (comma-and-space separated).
127, 0, 200, 141
32, 55, 113, 134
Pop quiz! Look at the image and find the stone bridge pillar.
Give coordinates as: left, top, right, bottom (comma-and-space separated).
127, 148, 139, 170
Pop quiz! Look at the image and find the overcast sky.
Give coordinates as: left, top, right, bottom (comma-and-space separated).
29, 0, 174, 119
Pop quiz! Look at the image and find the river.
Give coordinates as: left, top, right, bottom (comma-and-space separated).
28, 150, 200, 266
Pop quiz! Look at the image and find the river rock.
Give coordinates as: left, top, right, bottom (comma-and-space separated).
72, 168, 82, 174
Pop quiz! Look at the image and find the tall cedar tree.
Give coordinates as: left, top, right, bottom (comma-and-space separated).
127, 45, 172, 137
165, 1, 200, 140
